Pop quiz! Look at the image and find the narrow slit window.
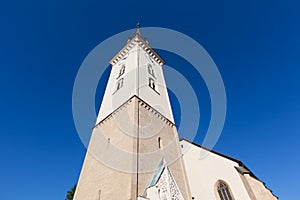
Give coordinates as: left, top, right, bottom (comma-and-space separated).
158, 137, 162, 149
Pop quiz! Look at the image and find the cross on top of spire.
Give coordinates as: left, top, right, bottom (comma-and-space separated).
136, 22, 141, 35
109, 22, 165, 66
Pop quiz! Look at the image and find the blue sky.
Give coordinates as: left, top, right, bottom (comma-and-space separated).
0, 0, 299, 199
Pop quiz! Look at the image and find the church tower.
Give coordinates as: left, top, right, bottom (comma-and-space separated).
74, 25, 192, 200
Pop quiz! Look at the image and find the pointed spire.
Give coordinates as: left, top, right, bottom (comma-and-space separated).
136, 22, 141, 35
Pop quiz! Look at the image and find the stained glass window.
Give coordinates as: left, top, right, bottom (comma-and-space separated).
217, 181, 233, 200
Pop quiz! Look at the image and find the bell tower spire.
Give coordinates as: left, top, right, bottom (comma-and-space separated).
73, 25, 192, 200
95, 24, 173, 125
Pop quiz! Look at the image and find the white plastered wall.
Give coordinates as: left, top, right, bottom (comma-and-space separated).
180, 140, 251, 200
96, 43, 174, 124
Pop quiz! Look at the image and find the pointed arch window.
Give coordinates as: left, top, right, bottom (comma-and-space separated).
147, 64, 156, 79
116, 78, 124, 90
149, 77, 156, 90
113, 78, 124, 95
216, 181, 234, 200
116, 64, 126, 79
149, 77, 160, 95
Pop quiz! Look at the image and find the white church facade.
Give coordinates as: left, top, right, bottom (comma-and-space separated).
73, 25, 277, 200
179, 139, 277, 200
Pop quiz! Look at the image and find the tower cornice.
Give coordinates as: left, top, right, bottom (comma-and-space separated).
95, 95, 175, 129
109, 30, 166, 66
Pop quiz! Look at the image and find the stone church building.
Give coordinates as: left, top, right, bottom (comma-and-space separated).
73, 26, 277, 200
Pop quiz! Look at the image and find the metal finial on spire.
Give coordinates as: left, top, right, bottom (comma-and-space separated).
136, 22, 141, 35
